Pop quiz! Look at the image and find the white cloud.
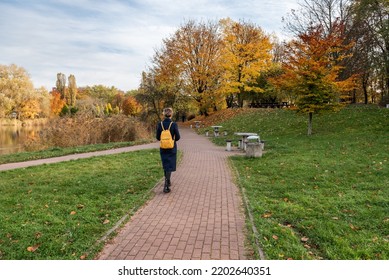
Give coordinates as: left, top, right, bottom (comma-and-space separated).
0, 0, 299, 91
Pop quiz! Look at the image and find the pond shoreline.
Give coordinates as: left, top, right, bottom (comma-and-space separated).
0, 118, 48, 127
0, 119, 48, 155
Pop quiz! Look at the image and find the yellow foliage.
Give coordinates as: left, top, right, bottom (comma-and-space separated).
219, 18, 273, 105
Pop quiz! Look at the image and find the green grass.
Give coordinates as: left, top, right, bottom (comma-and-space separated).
0, 139, 153, 165
0, 149, 162, 260
207, 105, 389, 259
1, 105, 387, 260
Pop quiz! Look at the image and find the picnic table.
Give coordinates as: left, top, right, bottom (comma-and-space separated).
193, 121, 202, 128
211, 126, 222, 137
234, 132, 259, 151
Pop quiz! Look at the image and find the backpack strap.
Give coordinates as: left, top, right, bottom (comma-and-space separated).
161, 121, 173, 131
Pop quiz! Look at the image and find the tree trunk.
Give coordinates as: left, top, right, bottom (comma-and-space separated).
307, 112, 313, 136
362, 75, 369, 104
226, 94, 234, 108
352, 89, 356, 103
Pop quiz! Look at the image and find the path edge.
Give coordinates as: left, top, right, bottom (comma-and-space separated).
227, 156, 266, 260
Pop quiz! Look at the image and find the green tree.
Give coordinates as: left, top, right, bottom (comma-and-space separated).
83, 85, 120, 104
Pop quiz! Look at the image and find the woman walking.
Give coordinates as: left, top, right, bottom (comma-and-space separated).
156, 108, 181, 193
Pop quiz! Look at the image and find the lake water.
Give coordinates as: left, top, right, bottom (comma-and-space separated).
0, 125, 42, 155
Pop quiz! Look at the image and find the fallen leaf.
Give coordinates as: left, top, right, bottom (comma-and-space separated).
262, 212, 272, 218
301, 237, 309, 242
103, 219, 110, 225
349, 224, 359, 231
80, 254, 87, 260
27, 244, 40, 252
35, 232, 42, 239
77, 204, 85, 209
332, 217, 339, 220
283, 197, 289, 202
70, 211, 76, 215
272, 235, 278, 240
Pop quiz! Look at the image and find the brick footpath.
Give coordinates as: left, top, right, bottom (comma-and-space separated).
98, 127, 247, 260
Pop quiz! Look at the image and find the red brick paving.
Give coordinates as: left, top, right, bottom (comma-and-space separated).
98, 127, 247, 260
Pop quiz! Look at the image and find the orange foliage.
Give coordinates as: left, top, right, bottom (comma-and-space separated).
122, 96, 142, 116
272, 22, 357, 114
50, 90, 66, 116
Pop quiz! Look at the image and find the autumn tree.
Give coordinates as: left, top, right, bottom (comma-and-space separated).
273, 22, 356, 135
122, 95, 141, 117
0, 64, 49, 119
56, 73, 67, 100
351, 0, 389, 101
283, 0, 353, 36
136, 71, 166, 122
151, 42, 185, 111
19, 97, 41, 119
83, 85, 120, 104
37, 87, 51, 117
161, 20, 224, 115
50, 89, 66, 116
112, 92, 125, 111
18, 86, 50, 119
68, 74, 77, 107
219, 18, 273, 107
283, 0, 389, 104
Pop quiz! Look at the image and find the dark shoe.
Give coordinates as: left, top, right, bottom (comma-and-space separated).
163, 180, 171, 193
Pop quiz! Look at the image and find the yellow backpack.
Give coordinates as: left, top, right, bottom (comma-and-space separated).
160, 122, 175, 149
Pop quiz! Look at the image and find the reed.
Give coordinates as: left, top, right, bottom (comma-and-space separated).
24, 113, 152, 151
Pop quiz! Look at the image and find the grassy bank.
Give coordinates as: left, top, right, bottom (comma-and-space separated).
0, 140, 153, 165
208, 105, 389, 259
0, 149, 162, 259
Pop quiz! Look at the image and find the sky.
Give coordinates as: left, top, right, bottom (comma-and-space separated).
0, 0, 300, 91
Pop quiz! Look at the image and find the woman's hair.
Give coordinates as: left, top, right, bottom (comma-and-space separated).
163, 107, 173, 118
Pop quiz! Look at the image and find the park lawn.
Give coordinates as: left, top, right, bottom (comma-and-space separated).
209, 105, 389, 259
0, 149, 162, 260
0, 139, 153, 165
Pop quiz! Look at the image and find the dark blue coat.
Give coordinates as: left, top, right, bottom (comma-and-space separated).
156, 118, 181, 172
